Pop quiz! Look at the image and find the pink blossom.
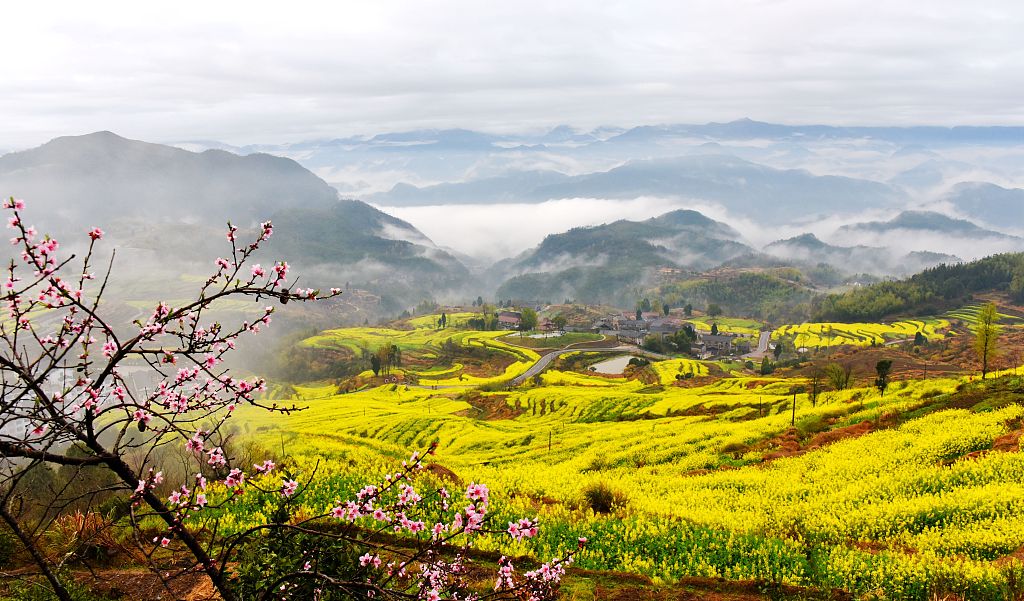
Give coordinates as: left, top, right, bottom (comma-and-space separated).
251, 264, 266, 278
224, 468, 244, 487
254, 459, 275, 474
160, 537, 170, 548
87, 227, 104, 240
215, 257, 231, 270
281, 479, 298, 497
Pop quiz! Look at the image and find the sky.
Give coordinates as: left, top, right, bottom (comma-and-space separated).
3, 0, 1023, 149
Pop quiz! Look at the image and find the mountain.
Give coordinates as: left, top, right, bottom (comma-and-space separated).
370, 155, 903, 223
942, 182, 1024, 231
373, 170, 570, 205
494, 209, 755, 304
836, 210, 1022, 240
0, 131, 339, 224
763, 233, 960, 276
0, 132, 472, 309
603, 119, 1024, 146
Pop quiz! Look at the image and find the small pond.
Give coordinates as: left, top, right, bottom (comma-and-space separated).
589, 355, 635, 374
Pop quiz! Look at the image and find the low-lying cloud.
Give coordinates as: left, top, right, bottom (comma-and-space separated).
373, 197, 705, 262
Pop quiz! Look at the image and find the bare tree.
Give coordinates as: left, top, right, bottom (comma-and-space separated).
825, 362, 853, 391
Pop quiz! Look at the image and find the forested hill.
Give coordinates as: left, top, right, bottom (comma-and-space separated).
812, 253, 1024, 321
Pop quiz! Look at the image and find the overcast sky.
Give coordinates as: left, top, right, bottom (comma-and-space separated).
4, 1, 1023, 149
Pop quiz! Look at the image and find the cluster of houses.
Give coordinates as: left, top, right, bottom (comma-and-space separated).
591, 312, 750, 358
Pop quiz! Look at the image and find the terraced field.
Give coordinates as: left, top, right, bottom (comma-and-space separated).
215, 319, 1024, 600
772, 319, 949, 348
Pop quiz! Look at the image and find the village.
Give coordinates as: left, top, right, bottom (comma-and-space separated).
491, 305, 768, 359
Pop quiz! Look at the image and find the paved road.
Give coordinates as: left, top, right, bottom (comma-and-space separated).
510, 344, 669, 386
743, 330, 773, 359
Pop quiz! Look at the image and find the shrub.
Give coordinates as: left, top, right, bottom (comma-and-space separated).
582, 482, 626, 514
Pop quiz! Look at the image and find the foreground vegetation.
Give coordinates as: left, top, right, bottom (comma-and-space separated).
195, 313, 1024, 600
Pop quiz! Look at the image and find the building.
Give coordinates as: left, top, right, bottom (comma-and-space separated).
497, 311, 522, 329
701, 333, 739, 356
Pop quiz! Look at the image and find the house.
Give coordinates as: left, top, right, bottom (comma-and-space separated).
648, 318, 683, 337
701, 332, 739, 356
497, 311, 522, 329
539, 318, 556, 332
618, 319, 648, 332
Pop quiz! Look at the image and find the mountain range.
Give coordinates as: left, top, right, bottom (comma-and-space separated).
2, 129, 1022, 310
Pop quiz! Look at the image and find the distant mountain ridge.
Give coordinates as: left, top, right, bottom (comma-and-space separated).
371, 154, 903, 223
836, 210, 1024, 241
763, 233, 961, 276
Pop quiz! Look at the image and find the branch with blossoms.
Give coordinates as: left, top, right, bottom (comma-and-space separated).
204, 445, 581, 601
0, 197, 340, 601
0, 197, 578, 601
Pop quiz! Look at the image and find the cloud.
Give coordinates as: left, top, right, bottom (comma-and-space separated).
3, 1, 1024, 148
373, 197, 701, 262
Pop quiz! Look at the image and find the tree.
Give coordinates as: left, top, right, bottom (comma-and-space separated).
913, 331, 925, 346
710, 323, 719, 336
552, 315, 568, 332
635, 308, 642, 320
773, 341, 784, 360
438, 311, 447, 328
662, 301, 670, 316
789, 385, 806, 426
1009, 270, 1024, 303
0, 198, 570, 601
974, 301, 1001, 379
875, 359, 893, 396
519, 307, 538, 331
825, 362, 853, 391
808, 367, 824, 407
760, 356, 774, 375
707, 303, 723, 317
370, 354, 381, 376
684, 303, 693, 316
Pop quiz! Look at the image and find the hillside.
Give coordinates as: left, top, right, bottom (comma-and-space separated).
812, 252, 1024, 321
0, 132, 474, 309
495, 209, 755, 303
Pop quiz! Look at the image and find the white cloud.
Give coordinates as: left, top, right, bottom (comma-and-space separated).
373, 197, 701, 261
3, 1, 1024, 148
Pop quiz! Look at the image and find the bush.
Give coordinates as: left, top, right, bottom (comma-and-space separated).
582, 482, 626, 514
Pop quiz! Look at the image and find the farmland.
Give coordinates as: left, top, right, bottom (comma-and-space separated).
210, 313, 1024, 600
772, 319, 950, 348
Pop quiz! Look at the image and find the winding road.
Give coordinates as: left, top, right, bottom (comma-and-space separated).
742, 330, 773, 359
509, 343, 669, 386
